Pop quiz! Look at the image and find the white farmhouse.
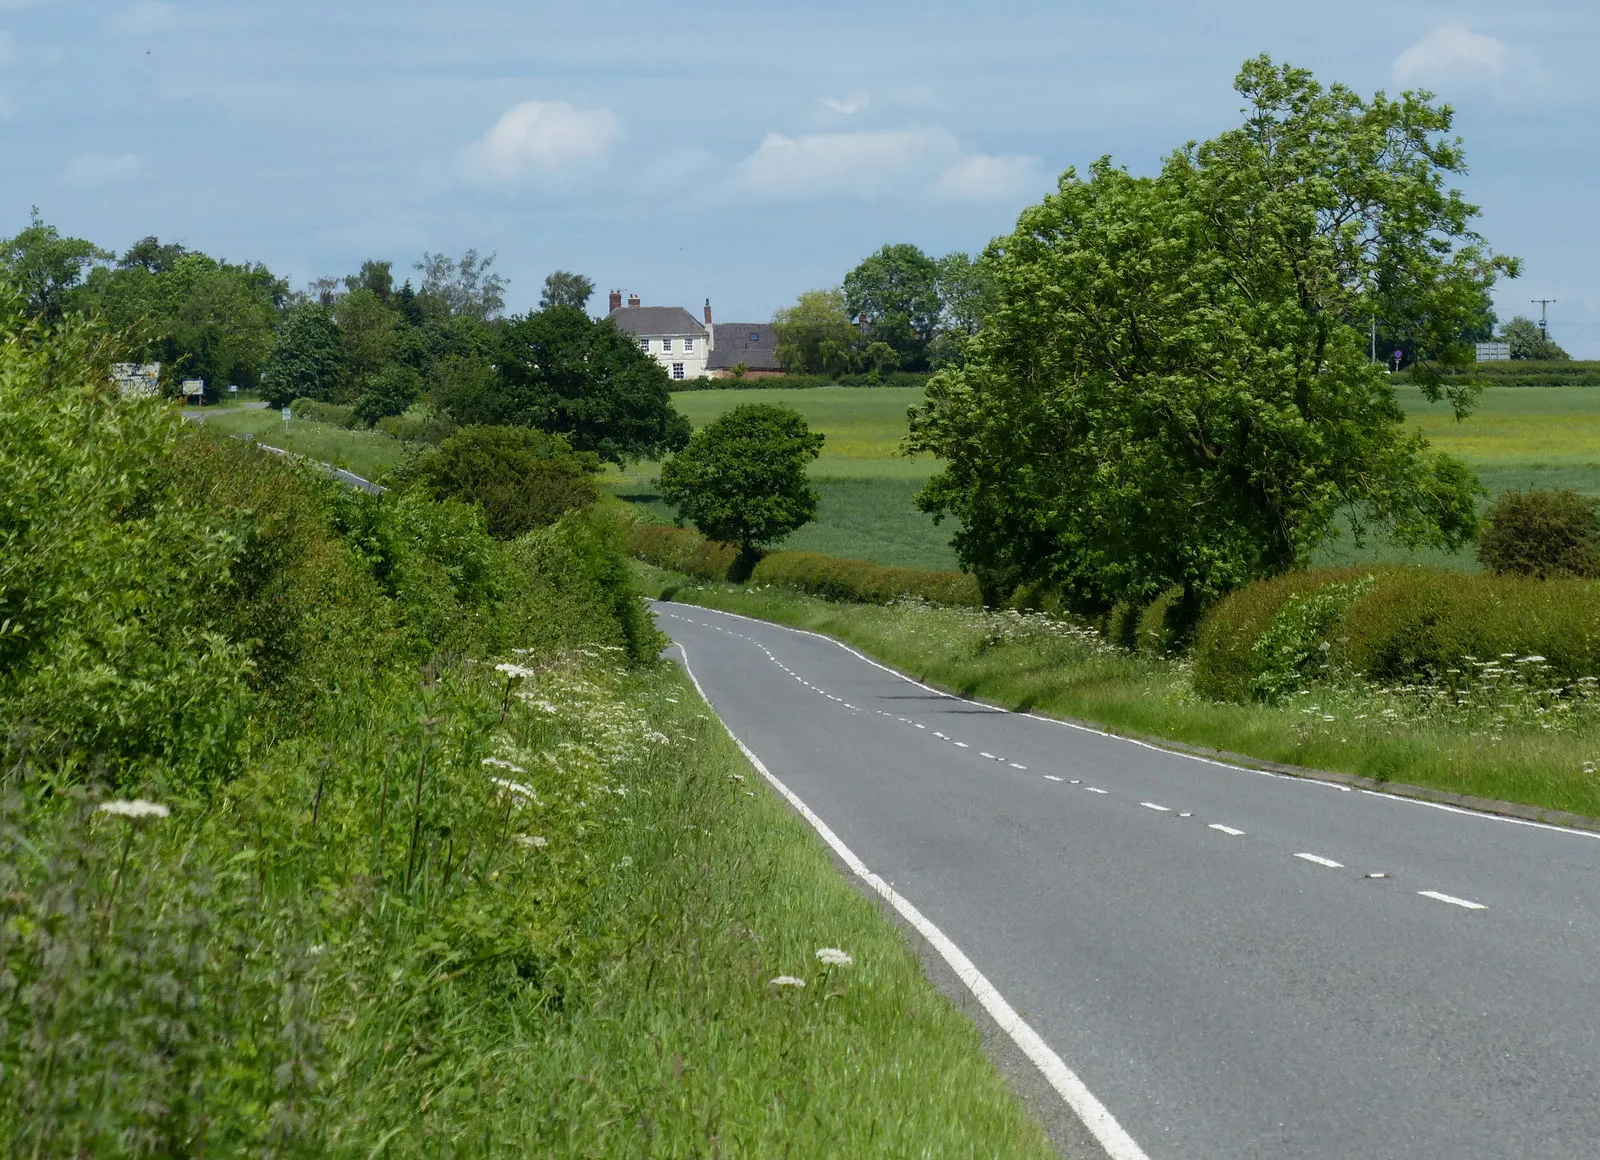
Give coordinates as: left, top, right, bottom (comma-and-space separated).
604, 291, 711, 381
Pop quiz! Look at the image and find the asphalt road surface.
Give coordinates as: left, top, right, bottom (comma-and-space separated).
655, 600, 1600, 1160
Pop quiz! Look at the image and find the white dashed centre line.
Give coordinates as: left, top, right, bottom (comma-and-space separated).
979, 751, 998, 760
1140, 802, 1171, 813
1009, 763, 1028, 770
1086, 787, 1109, 795
1209, 824, 1245, 836
1419, 890, 1487, 911
954, 742, 970, 748
1295, 853, 1344, 869
1044, 775, 1064, 782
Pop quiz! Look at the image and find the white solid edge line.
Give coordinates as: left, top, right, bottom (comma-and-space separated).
672, 643, 1151, 1160
1139, 802, 1171, 812
1418, 890, 1488, 911
1294, 852, 1344, 869
653, 602, 1600, 844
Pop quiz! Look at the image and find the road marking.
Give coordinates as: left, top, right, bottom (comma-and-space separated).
1209, 824, 1245, 836
1419, 890, 1487, 910
1140, 802, 1170, 812
1009, 763, 1028, 770
980, 751, 998, 760
673, 643, 1151, 1160
914, 723, 926, 729
954, 741, 969, 748
1295, 853, 1344, 869
1069, 779, 1081, 784
1086, 787, 1108, 794
1044, 775, 1064, 782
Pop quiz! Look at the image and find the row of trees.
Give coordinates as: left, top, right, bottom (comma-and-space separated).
0, 216, 688, 465
771, 246, 993, 376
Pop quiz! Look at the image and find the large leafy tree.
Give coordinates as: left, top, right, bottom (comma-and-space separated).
0, 210, 111, 321
467, 306, 691, 465
415, 250, 506, 321
657, 403, 824, 570
843, 243, 941, 369
771, 288, 861, 376
1499, 315, 1570, 360
908, 57, 1515, 611
539, 270, 595, 312
259, 303, 346, 406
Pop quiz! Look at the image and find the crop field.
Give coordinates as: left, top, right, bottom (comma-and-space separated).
612, 383, 1600, 573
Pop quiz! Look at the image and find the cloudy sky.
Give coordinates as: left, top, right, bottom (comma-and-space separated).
2, 0, 1595, 353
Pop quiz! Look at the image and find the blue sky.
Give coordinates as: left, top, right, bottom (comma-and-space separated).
2, 0, 1596, 353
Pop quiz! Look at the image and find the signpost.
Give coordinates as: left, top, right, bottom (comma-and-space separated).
1391, 349, 1403, 373
181, 379, 205, 403
1475, 342, 1510, 362
282, 406, 291, 436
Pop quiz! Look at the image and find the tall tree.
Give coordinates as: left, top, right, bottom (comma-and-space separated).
1499, 315, 1570, 360
460, 306, 690, 465
0, 209, 111, 321
771, 288, 861, 376
929, 251, 996, 368
346, 259, 394, 302
415, 250, 506, 320
259, 303, 346, 407
843, 243, 941, 369
539, 270, 595, 312
909, 56, 1513, 610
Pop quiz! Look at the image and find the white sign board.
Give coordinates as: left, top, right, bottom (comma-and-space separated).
111, 362, 161, 399
181, 379, 205, 399
282, 406, 292, 423
1475, 342, 1510, 362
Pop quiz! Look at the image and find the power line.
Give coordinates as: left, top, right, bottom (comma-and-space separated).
1531, 298, 1557, 340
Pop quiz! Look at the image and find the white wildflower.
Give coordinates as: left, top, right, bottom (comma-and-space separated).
615, 855, 633, 869
495, 662, 536, 679
492, 777, 539, 800
482, 757, 526, 773
815, 947, 853, 967
517, 834, 549, 848
97, 799, 169, 819
769, 975, 806, 988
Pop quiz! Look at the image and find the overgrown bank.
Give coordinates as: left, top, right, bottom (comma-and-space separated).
0, 306, 1056, 1157
638, 567, 1600, 821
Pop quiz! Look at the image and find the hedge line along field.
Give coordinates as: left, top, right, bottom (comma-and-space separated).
610, 383, 1600, 574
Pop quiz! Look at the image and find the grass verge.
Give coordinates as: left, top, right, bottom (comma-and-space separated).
199, 407, 417, 478
638, 566, 1600, 821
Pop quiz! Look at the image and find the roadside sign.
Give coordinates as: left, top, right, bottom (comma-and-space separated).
181, 379, 205, 399
282, 406, 291, 424
228, 384, 239, 395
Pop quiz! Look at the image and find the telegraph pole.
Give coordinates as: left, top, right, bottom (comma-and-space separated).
1531, 298, 1557, 342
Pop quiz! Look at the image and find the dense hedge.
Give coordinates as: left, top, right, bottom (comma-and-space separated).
751, 551, 981, 607
1193, 567, 1600, 701
625, 521, 740, 581
672, 371, 932, 392
290, 396, 360, 427
1398, 361, 1600, 387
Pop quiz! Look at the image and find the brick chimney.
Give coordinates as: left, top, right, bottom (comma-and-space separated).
704, 298, 713, 325
627, 293, 641, 308
608, 289, 622, 312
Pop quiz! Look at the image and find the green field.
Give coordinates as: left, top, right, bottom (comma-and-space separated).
614, 384, 1600, 572
198, 407, 416, 480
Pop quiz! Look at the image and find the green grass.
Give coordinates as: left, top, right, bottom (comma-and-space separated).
200, 407, 417, 479
641, 568, 1600, 821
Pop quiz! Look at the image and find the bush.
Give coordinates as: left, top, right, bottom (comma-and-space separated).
624, 521, 739, 581
1105, 601, 1143, 650
751, 551, 981, 607
376, 413, 455, 444
405, 426, 600, 540
1397, 361, 1600, 387
1135, 586, 1198, 656
289, 396, 358, 427
1476, 489, 1600, 579
352, 364, 423, 427
672, 371, 933, 391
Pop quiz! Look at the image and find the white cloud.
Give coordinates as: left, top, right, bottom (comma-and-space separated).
1393, 25, 1520, 89
732, 127, 960, 198
931, 152, 1043, 202
59, 152, 144, 187
821, 91, 869, 116
459, 99, 622, 184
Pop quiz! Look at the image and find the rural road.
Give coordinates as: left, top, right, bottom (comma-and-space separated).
654, 600, 1600, 1160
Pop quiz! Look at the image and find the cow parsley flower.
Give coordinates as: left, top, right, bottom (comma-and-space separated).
97, 799, 169, 820
482, 757, 526, 773
517, 835, 549, 849
815, 948, 853, 967
769, 975, 806, 988
495, 662, 536, 680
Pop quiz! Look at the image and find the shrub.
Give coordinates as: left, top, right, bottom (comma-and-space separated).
1105, 601, 1142, 650
751, 551, 981, 607
624, 521, 739, 581
289, 396, 358, 427
1135, 587, 1197, 656
406, 426, 600, 540
352, 363, 422, 427
1191, 567, 1387, 701
376, 413, 455, 444
1476, 488, 1600, 579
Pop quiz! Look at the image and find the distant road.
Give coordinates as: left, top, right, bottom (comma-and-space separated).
657, 601, 1600, 1160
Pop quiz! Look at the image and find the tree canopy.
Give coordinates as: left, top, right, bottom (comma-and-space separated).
843, 243, 941, 370
539, 270, 596, 312
0, 210, 111, 321
260, 303, 346, 406
772, 288, 861, 376
908, 56, 1514, 610
464, 307, 691, 465
1499, 315, 1570, 360
657, 403, 824, 565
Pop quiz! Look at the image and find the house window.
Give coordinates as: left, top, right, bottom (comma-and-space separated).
683, 336, 694, 352
749, 332, 760, 342
672, 363, 685, 380
638, 337, 650, 351
661, 337, 673, 353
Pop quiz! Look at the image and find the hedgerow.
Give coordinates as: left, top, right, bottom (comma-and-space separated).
624, 520, 740, 580
751, 550, 981, 607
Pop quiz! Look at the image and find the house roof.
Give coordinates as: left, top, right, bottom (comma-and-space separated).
707, 322, 782, 371
605, 305, 706, 338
